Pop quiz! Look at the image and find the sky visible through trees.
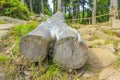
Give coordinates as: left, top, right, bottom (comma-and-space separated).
48, 0, 53, 12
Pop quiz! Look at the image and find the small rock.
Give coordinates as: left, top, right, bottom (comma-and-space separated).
92, 39, 105, 45
78, 27, 97, 36
36, 17, 42, 21
99, 67, 120, 80
114, 30, 120, 37
88, 48, 117, 69
82, 35, 94, 41
0, 16, 26, 24
100, 26, 112, 33
82, 72, 94, 78
95, 30, 113, 41
86, 39, 105, 47
0, 73, 5, 80
99, 44, 115, 53
118, 43, 120, 50
118, 43, 120, 55
112, 20, 120, 30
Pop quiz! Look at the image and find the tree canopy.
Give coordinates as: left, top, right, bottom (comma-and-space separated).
0, 0, 119, 24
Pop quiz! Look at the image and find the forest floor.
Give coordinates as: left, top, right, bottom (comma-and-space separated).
0, 16, 120, 80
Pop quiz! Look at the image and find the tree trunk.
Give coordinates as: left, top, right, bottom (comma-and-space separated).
92, 0, 96, 25
69, 6, 71, 18
53, 0, 57, 14
29, 0, 33, 13
20, 12, 88, 69
110, 0, 118, 21
65, 2, 67, 14
82, 0, 85, 24
77, 0, 80, 19
21, 0, 25, 4
41, 0, 44, 14
58, 0, 62, 11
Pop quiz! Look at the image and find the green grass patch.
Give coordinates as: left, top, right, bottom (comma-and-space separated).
105, 40, 119, 47
106, 30, 115, 36
93, 35, 99, 39
10, 21, 39, 37
0, 20, 6, 24
0, 55, 11, 64
116, 56, 120, 67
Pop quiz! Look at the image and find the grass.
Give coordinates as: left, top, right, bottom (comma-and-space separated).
116, 56, 120, 67
0, 20, 6, 24
93, 35, 99, 39
106, 30, 115, 36
0, 55, 11, 64
105, 40, 119, 47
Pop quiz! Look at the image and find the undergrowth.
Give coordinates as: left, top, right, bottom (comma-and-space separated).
0, 0, 30, 20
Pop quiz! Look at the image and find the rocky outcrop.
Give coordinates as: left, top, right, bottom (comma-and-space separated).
88, 48, 117, 69
0, 16, 26, 24
99, 68, 120, 80
112, 20, 120, 30
99, 44, 115, 53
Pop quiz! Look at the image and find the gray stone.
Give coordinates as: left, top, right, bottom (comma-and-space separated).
78, 27, 97, 36
100, 26, 112, 32
114, 30, 120, 37
0, 30, 8, 38
82, 72, 94, 78
118, 43, 120, 49
94, 30, 113, 41
99, 44, 115, 53
0, 24, 15, 30
0, 24, 17, 40
82, 35, 94, 41
0, 16, 26, 24
118, 43, 120, 55
0, 73, 5, 80
99, 67, 120, 80
112, 20, 120, 30
88, 48, 116, 69
86, 39, 105, 47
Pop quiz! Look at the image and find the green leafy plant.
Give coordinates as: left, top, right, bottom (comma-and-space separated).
0, 55, 11, 64
0, 0, 30, 20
